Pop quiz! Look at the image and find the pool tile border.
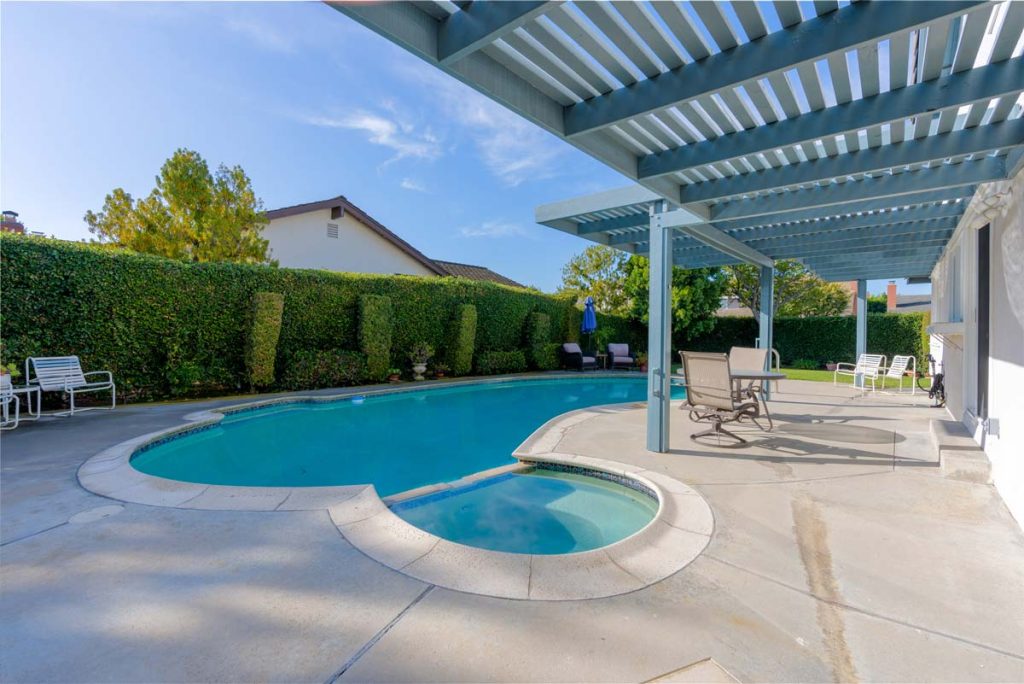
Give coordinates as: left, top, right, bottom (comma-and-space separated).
76, 377, 712, 600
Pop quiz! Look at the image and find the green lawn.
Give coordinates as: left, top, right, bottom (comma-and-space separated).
670, 363, 853, 384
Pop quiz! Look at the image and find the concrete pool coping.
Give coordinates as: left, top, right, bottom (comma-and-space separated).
76, 377, 713, 600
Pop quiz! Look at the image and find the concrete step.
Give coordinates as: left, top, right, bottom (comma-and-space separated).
931, 419, 992, 484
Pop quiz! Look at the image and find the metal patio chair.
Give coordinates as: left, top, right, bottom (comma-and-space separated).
680, 352, 761, 444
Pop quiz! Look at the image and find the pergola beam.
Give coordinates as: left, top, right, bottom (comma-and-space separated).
709, 158, 1005, 221
611, 203, 964, 247
665, 231, 952, 262
563, 1, 985, 137
680, 119, 1024, 203
438, 1, 559, 65
712, 187, 973, 232
638, 56, 1024, 179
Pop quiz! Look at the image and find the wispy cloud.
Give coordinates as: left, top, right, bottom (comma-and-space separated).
224, 17, 296, 53
400, 178, 428, 192
460, 220, 530, 238
303, 110, 442, 165
396, 62, 566, 186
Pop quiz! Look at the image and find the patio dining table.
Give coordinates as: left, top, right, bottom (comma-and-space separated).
673, 368, 787, 430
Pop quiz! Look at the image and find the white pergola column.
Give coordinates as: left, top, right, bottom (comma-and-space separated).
758, 264, 775, 398
647, 200, 672, 453
855, 279, 867, 388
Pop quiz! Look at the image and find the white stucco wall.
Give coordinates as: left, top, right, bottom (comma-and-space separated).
263, 208, 436, 276
931, 169, 1024, 525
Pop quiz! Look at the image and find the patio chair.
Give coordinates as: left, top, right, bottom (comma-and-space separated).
882, 355, 917, 394
680, 352, 760, 444
561, 343, 598, 372
25, 356, 116, 416
728, 346, 769, 396
0, 375, 19, 430
833, 353, 886, 391
607, 343, 635, 370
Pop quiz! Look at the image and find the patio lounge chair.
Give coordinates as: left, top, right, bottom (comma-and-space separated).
680, 352, 760, 444
833, 353, 886, 391
607, 343, 635, 370
561, 343, 598, 372
882, 355, 917, 394
1, 375, 18, 430
25, 356, 116, 415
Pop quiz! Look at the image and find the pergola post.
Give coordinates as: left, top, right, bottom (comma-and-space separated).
758, 264, 774, 398
855, 279, 867, 388
647, 200, 672, 453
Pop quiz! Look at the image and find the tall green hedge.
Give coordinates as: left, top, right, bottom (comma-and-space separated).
686, 314, 929, 368
447, 304, 477, 376
244, 292, 284, 389
0, 236, 604, 399
525, 312, 551, 370
358, 294, 393, 382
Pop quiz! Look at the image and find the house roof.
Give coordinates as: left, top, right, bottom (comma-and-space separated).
895, 294, 932, 312
432, 260, 526, 288
266, 195, 447, 276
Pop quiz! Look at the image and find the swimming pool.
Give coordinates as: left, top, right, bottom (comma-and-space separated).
391, 465, 658, 554
131, 377, 686, 496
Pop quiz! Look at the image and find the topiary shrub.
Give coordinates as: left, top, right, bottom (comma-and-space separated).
525, 312, 551, 369
244, 292, 284, 389
475, 350, 527, 375
358, 294, 393, 382
279, 349, 367, 391
448, 304, 477, 376
534, 342, 561, 371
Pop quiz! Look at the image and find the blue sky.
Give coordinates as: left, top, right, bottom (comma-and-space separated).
1, 1, 924, 295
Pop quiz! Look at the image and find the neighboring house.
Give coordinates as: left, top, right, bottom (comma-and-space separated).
885, 281, 931, 313
431, 260, 525, 288
263, 195, 525, 287
1, 210, 25, 234
715, 295, 753, 317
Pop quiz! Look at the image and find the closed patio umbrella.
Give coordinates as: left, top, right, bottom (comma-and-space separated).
581, 296, 598, 355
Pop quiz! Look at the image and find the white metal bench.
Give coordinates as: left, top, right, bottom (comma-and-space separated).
25, 356, 116, 415
882, 355, 917, 394
833, 354, 886, 391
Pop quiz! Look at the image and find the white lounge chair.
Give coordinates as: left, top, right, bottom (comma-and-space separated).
882, 355, 917, 394
680, 351, 761, 444
1, 375, 19, 430
833, 354, 886, 391
25, 356, 116, 415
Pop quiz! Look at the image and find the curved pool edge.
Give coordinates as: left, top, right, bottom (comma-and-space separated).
76, 376, 712, 600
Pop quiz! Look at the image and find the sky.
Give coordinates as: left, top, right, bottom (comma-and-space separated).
1, 1, 926, 295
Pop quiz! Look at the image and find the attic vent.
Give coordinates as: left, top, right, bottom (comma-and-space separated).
327, 223, 339, 239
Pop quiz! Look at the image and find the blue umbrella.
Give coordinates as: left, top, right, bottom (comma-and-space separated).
581, 296, 598, 355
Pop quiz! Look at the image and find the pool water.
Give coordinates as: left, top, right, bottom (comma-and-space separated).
391, 467, 658, 554
131, 377, 685, 497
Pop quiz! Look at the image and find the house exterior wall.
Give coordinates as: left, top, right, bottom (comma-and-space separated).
931, 168, 1024, 525
263, 208, 436, 276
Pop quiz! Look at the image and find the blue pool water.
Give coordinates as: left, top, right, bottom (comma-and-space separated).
391, 467, 658, 554
131, 377, 684, 496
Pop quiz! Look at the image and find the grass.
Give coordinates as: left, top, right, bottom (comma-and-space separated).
780, 367, 854, 384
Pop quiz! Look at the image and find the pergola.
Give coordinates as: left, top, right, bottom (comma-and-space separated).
331, 0, 1024, 451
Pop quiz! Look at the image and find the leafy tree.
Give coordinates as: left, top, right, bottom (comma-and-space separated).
557, 245, 629, 314
622, 257, 725, 342
867, 294, 888, 313
724, 260, 849, 317
85, 148, 274, 265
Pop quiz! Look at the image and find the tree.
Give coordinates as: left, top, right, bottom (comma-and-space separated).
867, 294, 888, 313
557, 245, 629, 313
724, 260, 850, 317
85, 148, 274, 265
622, 257, 725, 342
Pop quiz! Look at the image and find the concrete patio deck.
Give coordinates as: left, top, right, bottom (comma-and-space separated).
2, 379, 1022, 682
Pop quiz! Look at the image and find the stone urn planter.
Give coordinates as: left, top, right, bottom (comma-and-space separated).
408, 342, 434, 382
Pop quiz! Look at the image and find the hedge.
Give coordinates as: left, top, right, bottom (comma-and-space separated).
447, 304, 477, 376
686, 314, 929, 368
476, 350, 527, 375
280, 350, 366, 391
358, 294, 393, 382
525, 312, 550, 370
244, 292, 284, 389
1, 235, 631, 399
